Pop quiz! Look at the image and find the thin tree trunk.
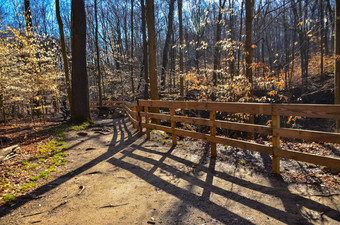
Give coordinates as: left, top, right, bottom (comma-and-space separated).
24, 0, 32, 35
178, 0, 184, 99
130, 0, 136, 101
95, 0, 103, 106
245, 0, 255, 139
237, 0, 244, 77
161, 0, 175, 91
320, 0, 325, 81
56, 0, 72, 108
335, 0, 340, 132
141, 0, 149, 99
245, 0, 254, 93
213, 0, 227, 86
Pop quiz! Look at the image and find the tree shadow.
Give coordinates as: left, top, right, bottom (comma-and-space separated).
106, 143, 340, 224
1, 118, 339, 224
0, 117, 141, 217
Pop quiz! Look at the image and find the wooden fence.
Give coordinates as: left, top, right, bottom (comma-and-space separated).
120, 100, 340, 174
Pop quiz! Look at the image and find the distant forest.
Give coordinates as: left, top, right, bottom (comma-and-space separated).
0, 0, 339, 122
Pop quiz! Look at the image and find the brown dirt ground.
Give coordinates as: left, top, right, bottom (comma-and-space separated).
0, 117, 339, 225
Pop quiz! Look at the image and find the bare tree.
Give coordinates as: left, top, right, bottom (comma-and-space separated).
178, 0, 184, 98
336, 0, 340, 132
95, 0, 103, 106
161, 0, 176, 91
56, 0, 72, 108
71, 0, 91, 122
146, 0, 159, 101
141, 0, 149, 99
130, 0, 136, 101
212, 0, 226, 86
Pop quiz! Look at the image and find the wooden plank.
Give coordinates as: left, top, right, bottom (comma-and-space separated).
139, 100, 272, 115
172, 115, 212, 126
215, 120, 272, 135
141, 121, 272, 156
140, 112, 171, 121
210, 111, 217, 157
126, 112, 139, 126
139, 113, 272, 135
274, 128, 340, 144
272, 104, 340, 119
275, 148, 340, 169
208, 136, 273, 155
169, 115, 272, 134
142, 123, 173, 134
136, 102, 142, 133
170, 108, 177, 145
144, 107, 150, 140
124, 106, 138, 116
272, 115, 281, 174
175, 128, 207, 140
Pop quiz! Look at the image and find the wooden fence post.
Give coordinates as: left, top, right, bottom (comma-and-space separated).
210, 110, 217, 157
145, 106, 150, 140
170, 108, 177, 146
272, 114, 280, 174
136, 101, 142, 133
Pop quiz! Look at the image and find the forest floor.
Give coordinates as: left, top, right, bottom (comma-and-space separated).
0, 117, 340, 224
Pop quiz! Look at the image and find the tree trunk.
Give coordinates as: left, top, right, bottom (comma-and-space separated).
245, 0, 254, 92
71, 0, 91, 123
24, 0, 32, 35
161, 0, 175, 91
95, 0, 103, 106
146, 0, 159, 102
335, 0, 340, 132
56, 0, 72, 109
320, 0, 325, 81
237, 0, 244, 77
130, 0, 136, 101
178, 0, 184, 99
245, 0, 254, 139
141, 0, 149, 99
213, 0, 227, 86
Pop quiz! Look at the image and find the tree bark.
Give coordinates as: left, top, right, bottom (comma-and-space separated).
161, 0, 175, 91
335, 0, 340, 132
245, 0, 254, 139
71, 0, 91, 123
237, 0, 244, 77
130, 0, 136, 101
146, 0, 159, 101
245, 0, 254, 92
213, 0, 227, 86
95, 0, 103, 106
24, 0, 32, 35
178, 0, 184, 99
56, 0, 72, 108
141, 0, 149, 99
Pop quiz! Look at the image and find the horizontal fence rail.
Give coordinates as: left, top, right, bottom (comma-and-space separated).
120, 100, 340, 174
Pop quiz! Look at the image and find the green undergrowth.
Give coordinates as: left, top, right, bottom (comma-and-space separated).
0, 122, 92, 205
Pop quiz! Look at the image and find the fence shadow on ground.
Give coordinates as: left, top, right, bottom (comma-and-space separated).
107, 140, 340, 224
1, 119, 339, 224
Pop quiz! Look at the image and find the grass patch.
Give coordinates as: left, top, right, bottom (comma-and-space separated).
3, 194, 14, 202
29, 176, 39, 181
39, 170, 49, 178
36, 139, 66, 156
30, 164, 38, 169
19, 182, 36, 191
68, 121, 91, 131
39, 166, 57, 179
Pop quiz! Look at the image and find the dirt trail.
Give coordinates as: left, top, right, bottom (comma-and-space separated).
0, 117, 339, 224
